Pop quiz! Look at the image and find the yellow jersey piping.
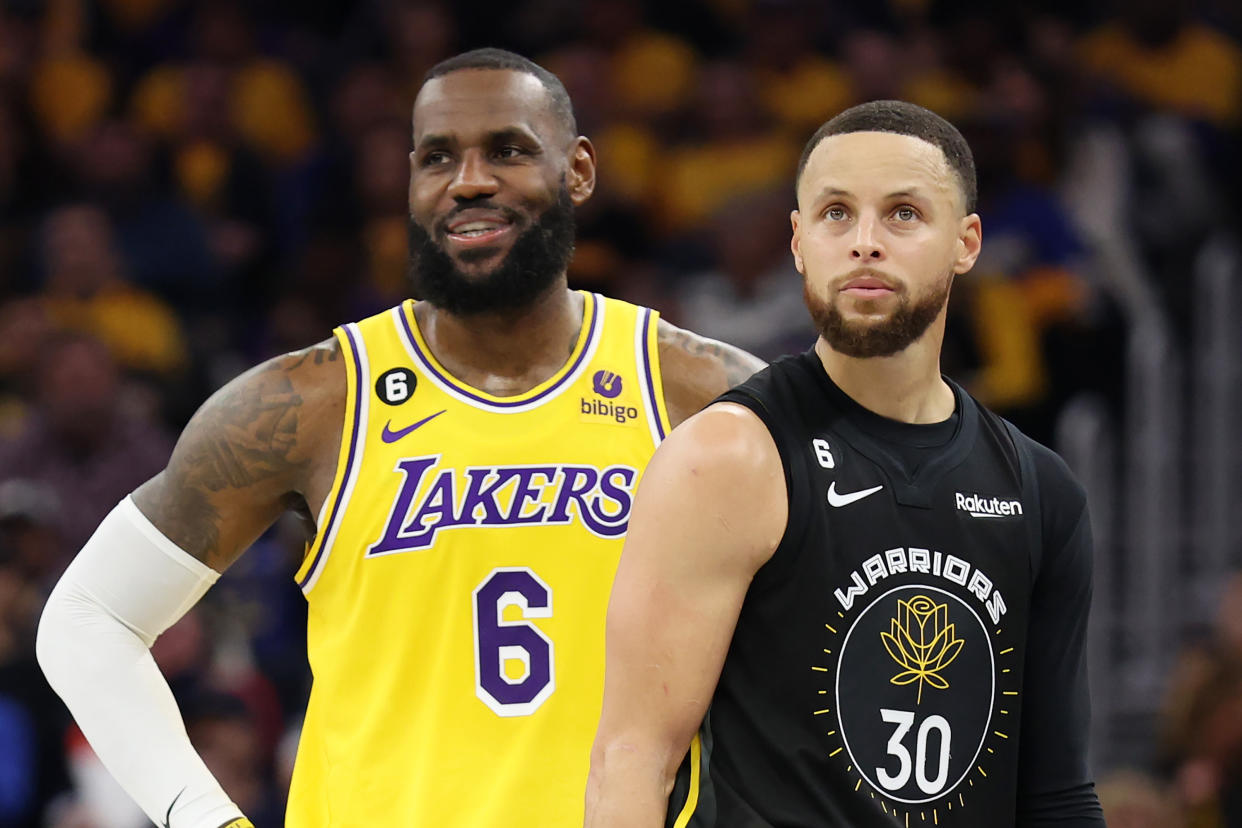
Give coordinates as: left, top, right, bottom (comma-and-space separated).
672, 734, 703, 828
297, 322, 370, 592
393, 292, 602, 413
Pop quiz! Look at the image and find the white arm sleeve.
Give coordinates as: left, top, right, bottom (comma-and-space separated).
36, 496, 249, 828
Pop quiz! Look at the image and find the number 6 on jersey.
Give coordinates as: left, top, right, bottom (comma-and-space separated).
473, 568, 555, 716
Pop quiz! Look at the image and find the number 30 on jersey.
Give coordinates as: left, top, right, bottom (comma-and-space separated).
472, 568, 555, 717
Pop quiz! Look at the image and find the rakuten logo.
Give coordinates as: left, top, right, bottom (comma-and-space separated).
955, 492, 1023, 519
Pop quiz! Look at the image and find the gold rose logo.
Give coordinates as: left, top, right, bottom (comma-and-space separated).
881, 595, 965, 704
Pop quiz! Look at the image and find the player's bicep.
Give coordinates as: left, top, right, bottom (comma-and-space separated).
597, 404, 785, 766
132, 344, 339, 571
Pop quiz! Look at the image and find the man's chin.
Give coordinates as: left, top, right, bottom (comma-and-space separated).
833, 309, 898, 331
837, 292, 902, 317
453, 245, 510, 267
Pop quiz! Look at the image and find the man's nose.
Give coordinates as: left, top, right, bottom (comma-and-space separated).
849, 214, 884, 260
447, 151, 500, 201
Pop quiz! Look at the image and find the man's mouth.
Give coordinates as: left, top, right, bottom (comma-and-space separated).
839, 270, 898, 299
443, 211, 516, 249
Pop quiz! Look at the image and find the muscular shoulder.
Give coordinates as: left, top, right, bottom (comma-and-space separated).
273, 337, 349, 440
663, 402, 783, 484
656, 318, 765, 428
637, 401, 787, 569
182, 337, 347, 479
132, 338, 346, 569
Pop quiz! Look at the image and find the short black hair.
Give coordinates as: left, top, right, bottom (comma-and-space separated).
796, 100, 977, 214
423, 48, 577, 137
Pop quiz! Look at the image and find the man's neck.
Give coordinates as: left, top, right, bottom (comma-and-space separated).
814, 328, 955, 425
413, 284, 584, 397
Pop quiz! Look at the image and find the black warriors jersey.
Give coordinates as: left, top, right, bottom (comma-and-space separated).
667, 351, 1099, 828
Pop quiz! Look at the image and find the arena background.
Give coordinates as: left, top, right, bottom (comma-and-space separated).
0, 0, 1239, 824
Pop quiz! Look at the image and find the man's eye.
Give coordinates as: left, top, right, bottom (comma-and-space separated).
894, 206, 917, 221
496, 146, 524, 159
422, 151, 450, 167
825, 206, 847, 221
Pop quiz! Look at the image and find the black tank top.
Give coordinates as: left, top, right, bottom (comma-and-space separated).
668, 350, 1046, 828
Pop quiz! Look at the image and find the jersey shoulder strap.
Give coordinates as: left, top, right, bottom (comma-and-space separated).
999, 416, 1045, 578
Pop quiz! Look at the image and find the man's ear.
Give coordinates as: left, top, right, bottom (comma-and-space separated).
568, 137, 597, 205
790, 209, 805, 274
954, 213, 982, 274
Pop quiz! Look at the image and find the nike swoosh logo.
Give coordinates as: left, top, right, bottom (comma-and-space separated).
163, 787, 186, 828
827, 480, 884, 507
381, 409, 446, 443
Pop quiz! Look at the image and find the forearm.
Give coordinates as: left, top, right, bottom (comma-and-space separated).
585, 742, 677, 828
36, 497, 246, 828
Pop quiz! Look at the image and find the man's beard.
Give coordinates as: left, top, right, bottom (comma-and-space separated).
408, 185, 576, 315
804, 269, 952, 358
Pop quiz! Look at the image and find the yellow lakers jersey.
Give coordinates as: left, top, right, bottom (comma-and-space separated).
287, 291, 671, 826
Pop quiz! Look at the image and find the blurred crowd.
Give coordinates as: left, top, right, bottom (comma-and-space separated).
0, 0, 1239, 825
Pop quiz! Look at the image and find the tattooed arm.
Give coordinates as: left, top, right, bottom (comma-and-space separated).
133, 338, 345, 570
657, 320, 766, 428
36, 339, 346, 828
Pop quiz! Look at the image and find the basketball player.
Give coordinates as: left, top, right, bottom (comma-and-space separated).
36, 49, 763, 828
586, 101, 1105, 827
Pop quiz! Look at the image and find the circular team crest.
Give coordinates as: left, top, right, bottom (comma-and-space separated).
835, 585, 994, 805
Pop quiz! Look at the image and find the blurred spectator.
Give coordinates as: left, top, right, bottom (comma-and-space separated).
53, 728, 147, 828
29, 33, 112, 147
1079, 0, 1242, 127
69, 121, 221, 307
0, 692, 37, 825
0, 11, 37, 90
132, 2, 317, 166
569, 198, 660, 307
543, 0, 703, 221
381, 0, 458, 96
1161, 573, 1242, 826
672, 189, 815, 360
330, 62, 408, 144
839, 25, 981, 119
544, 43, 664, 213
206, 520, 310, 737
901, 25, 981, 120
1097, 769, 1186, 827
1, 493, 70, 828
0, 100, 38, 294
0, 300, 53, 436
184, 692, 283, 827
354, 122, 415, 306
742, 2, 852, 134
169, 61, 276, 285
658, 59, 799, 234
581, 0, 699, 124
0, 547, 41, 826
0, 479, 61, 589
36, 202, 188, 378
841, 29, 907, 104
955, 111, 1088, 413
0, 332, 174, 551
97, 0, 179, 38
